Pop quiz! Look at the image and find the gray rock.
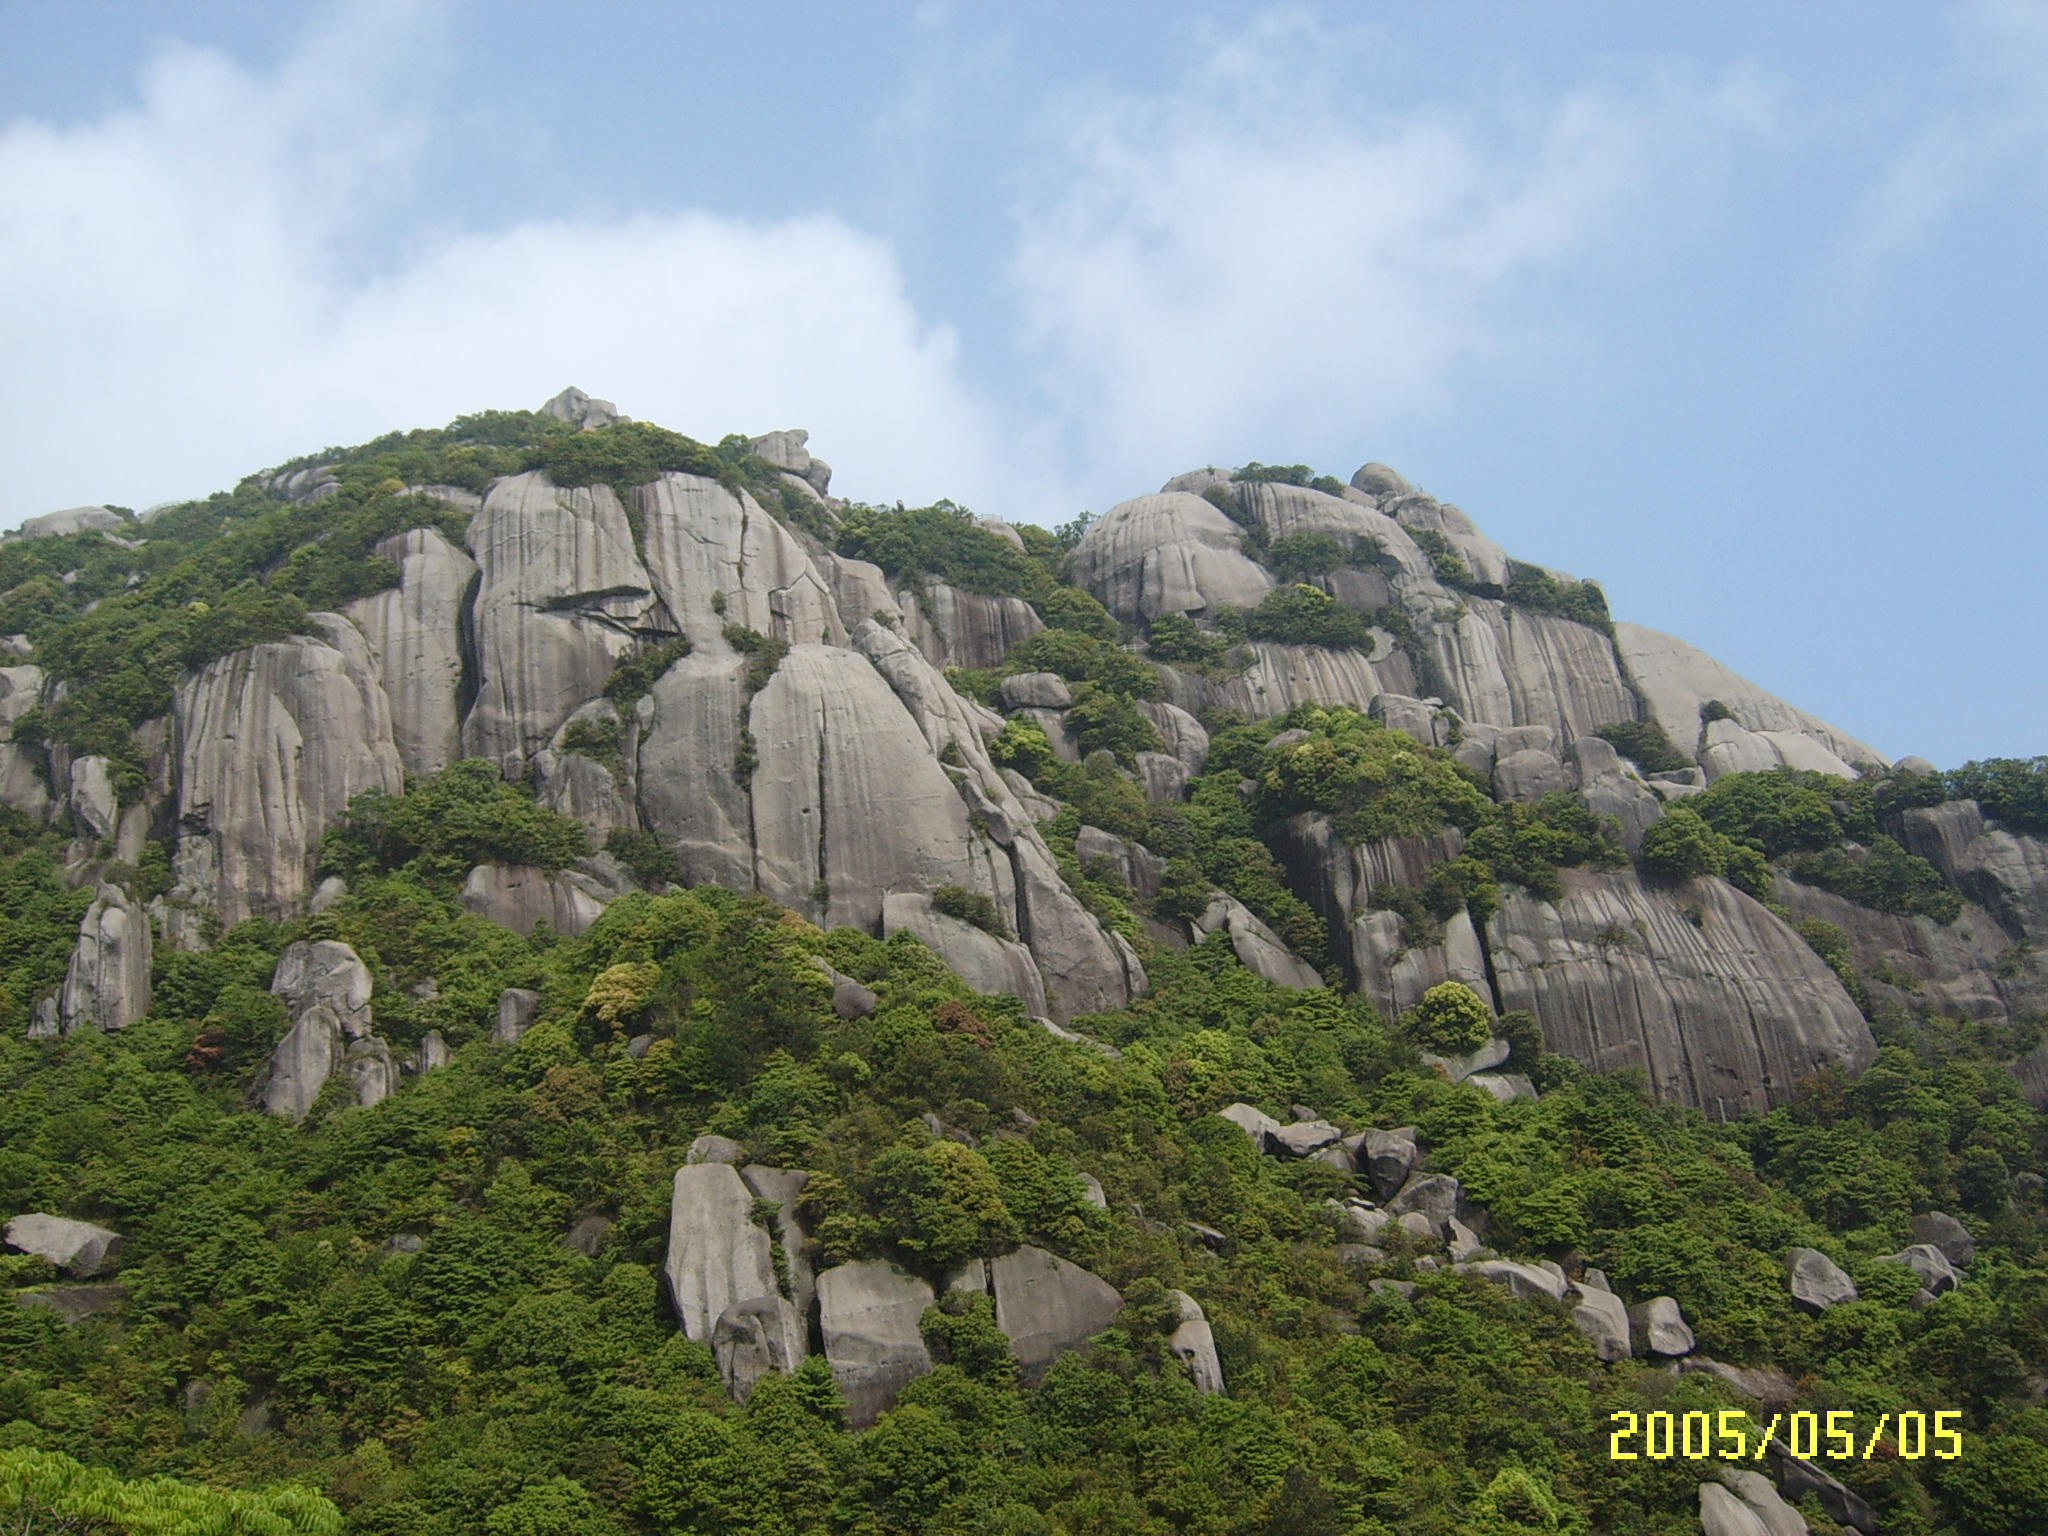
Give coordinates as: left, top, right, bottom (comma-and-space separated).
1445, 1217, 1485, 1262
1628, 1296, 1696, 1356
345, 1037, 398, 1108
1035, 1016, 1122, 1058
1073, 825, 1166, 900
260, 1004, 343, 1123
1079, 1173, 1107, 1208
58, 883, 151, 1033
882, 893, 1048, 1015
1166, 1290, 1225, 1394
1785, 1248, 1858, 1312
1493, 748, 1574, 803
495, 988, 541, 1043
1427, 599, 1639, 753
687, 1134, 747, 1165
540, 386, 627, 429
1678, 1357, 1798, 1409
1193, 894, 1322, 988
990, 1244, 1123, 1386
1069, 492, 1273, 622
627, 1034, 654, 1058
343, 529, 477, 776
749, 428, 833, 496
1418, 1035, 1510, 1084
0, 665, 49, 820
999, 672, 1072, 711
1715, 1468, 1808, 1536
563, 1214, 611, 1257
13, 506, 127, 539
1698, 1482, 1773, 1536
1397, 1211, 1436, 1241
740, 1165, 815, 1321
14, 1283, 127, 1322
1337, 1244, 1388, 1265
1465, 1072, 1539, 1102
67, 756, 118, 841
272, 941, 374, 1040
1137, 700, 1209, 774
1771, 1446, 1878, 1535
1580, 1269, 1610, 1292
4, 1213, 121, 1275
664, 1163, 780, 1344
28, 997, 58, 1038
897, 583, 1043, 670
1268, 1120, 1343, 1157
1350, 463, 1411, 498
1456, 1259, 1568, 1302
636, 472, 844, 657
1574, 737, 1665, 855
1884, 1243, 1958, 1296
818, 1260, 936, 1427
1910, 1210, 1975, 1266
811, 957, 879, 1020
414, 1031, 451, 1074
1701, 716, 1862, 782
1217, 1102, 1285, 1151
173, 621, 403, 924
1135, 750, 1190, 804
309, 876, 348, 914
1387, 1173, 1462, 1233
713, 1294, 807, 1404
460, 863, 609, 937
1369, 1278, 1417, 1301
1362, 1128, 1420, 1201
1569, 1283, 1633, 1361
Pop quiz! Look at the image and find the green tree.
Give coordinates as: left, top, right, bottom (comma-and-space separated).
1405, 981, 1494, 1054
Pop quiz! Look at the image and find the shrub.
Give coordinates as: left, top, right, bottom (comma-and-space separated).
606, 828, 682, 889
1255, 707, 1491, 842
1002, 628, 1161, 698
1502, 561, 1612, 633
1791, 837, 1962, 923
931, 885, 1010, 940
836, 500, 1050, 600
1638, 805, 1726, 880
319, 759, 590, 887
538, 419, 723, 490
990, 717, 1058, 780
1241, 584, 1375, 649
1687, 770, 1842, 856
1948, 757, 2048, 836
603, 636, 692, 708
1406, 527, 1472, 587
1405, 981, 1493, 1054
870, 1139, 1019, 1274
723, 625, 789, 691
1033, 586, 1118, 640
1144, 613, 1233, 668
1233, 461, 1347, 496
1594, 719, 1693, 775
1063, 683, 1164, 765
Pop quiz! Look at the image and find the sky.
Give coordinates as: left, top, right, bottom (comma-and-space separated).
2, 0, 2045, 768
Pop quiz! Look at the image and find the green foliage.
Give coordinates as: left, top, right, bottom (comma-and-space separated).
1233, 461, 1349, 496
1637, 804, 1773, 900
1143, 613, 1234, 668
1241, 583, 1377, 649
1502, 561, 1613, 633
603, 828, 681, 890
989, 717, 1058, 781
1061, 682, 1164, 766
1404, 981, 1495, 1054
599, 635, 692, 709
1253, 705, 1491, 842
1594, 719, 1693, 775
835, 500, 1053, 600
870, 1138, 1020, 1275
0, 1446, 343, 1534
1407, 526, 1473, 586
318, 760, 590, 890
722, 624, 789, 693
535, 419, 724, 490
1000, 627, 1161, 699
1948, 757, 2048, 836
1265, 530, 1392, 584
930, 885, 1010, 940
1792, 836, 1964, 923
1689, 769, 1844, 856
1031, 585, 1118, 641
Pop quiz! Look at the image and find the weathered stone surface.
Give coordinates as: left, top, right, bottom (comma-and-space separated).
1910, 1211, 1975, 1266
1193, 894, 1322, 987
563, 1214, 611, 1257
635, 473, 844, 656
883, 893, 1048, 1014
346, 1037, 398, 1108
1134, 751, 1189, 804
0, 665, 48, 819
687, 1134, 747, 1166
1070, 492, 1272, 621
66, 756, 118, 841
495, 988, 541, 1043
1079, 1173, 1107, 1208
1456, 1259, 1568, 1302
1008, 831, 1147, 1020
714, 1294, 807, 1404
748, 427, 832, 496
991, 1244, 1123, 1386
818, 1260, 936, 1428
58, 883, 151, 1033
1884, 1243, 1958, 1295
1217, 1102, 1284, 1151
174, 621, 403, 924
460, 863, 609, 937
813, 957, 878, 1019
271, 941, 373, 1040
1418, 1036, 1509, 1085
13, 505, 127, 539
259, 1004, 343, 1123
1570, 1283, 1632, 1361
1270, 1120, 1342, 1157
1167, 1290, 1225, 1393
1700, 716, 1862, 782
1351, 463, 1410, 499
1493, 747, 1574, 803
1487, 868, 1875, 1115
1903, 800, 2048, 957
1615, 622, 1886, 773
415, 1031, 451, 1073
1572, 737, 1664, 855
1138, 700, 1210, 774
533, 714, 637, 842
1678, 1357, 1798, 1409
1771, 1448, 1877, 1535
343, 528, 477, 776
28, 997, 59, 1038
1699, 1482, 1774, 1536
898, 582, 1042, 669
541, 386, 627, 429
664, 1163, 780, 1345
1428, 600, 1636, 749
1715, 1468, 1809, 1536
1628, 1296, 1696, 1356
1786, 1248, 1858, 1312
740, 1165, 815, 1320
1388, 1173, 1461, 1234
1466, 1072, 1538, 1102
1362, 1128, 1419, 1202
1773, 876, 2018, 1024
5, 1213, 121, 1275
1073, 825, 1164, 901
1159, 642, 1408, 723
461, 472, 657, 775
999, 672, 1072, 711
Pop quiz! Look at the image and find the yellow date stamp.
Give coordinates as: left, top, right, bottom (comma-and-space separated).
1609, 1409, 1963, 1462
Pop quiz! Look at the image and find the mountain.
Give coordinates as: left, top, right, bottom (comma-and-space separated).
0, 391, 2043, 1535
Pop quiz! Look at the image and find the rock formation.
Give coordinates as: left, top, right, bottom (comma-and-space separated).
4, 1213, 121, 1275
344, 528, 477, 776
259, 940, 386, 1122
989, 1244, 1124, 1386
57, 883, 151, 1032
817, 1260, 936, 1429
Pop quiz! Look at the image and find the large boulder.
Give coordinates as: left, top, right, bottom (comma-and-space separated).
817, 1260, 936, 1428
271, 941, 373, 1040
999, 672, 1072, 711
259, 1004, 343, 1123
1569, 1283, 1632, 1362
740, 1165, 816, 1322
67, 756, 119, 841
712, 1295, 806, 1405
1883, 1243, 1958, 1296
1069, 493, 1272, 622
898, 583, 1042, 670
494, 988, 541, 1043
1456, 1259, 1568, 1302
882, 893, 1048, 1014
1785, 1248, 1858, 1312
1715, 1468, 1808, 1536
1361, 1128, 1420, 1202
12, 506, 126, 539
1217, 1102, 1285, 1152
1192, 895, 1322, 988
1771, 1446, 1878, 1534
990, 1244, 1124, 1386
1910, 1211, 1975, 1267
460, 863, 609, 938
1386, 1173, 1462, 1233
259, 939, 379, 1123
343, 528, 478, 776
1158, 643, 1409, 724
663, 1163, 780, 1345
0, 665, 49, 819
4, 1214, 120, 1275
57, 883, 151, 1033
1628, 1296, 1696, 1357
173, 620, 404, 924
345, 1037, 399, 1109
1698, 1483, 1773, 1536
1167, 1290, 1225, 1394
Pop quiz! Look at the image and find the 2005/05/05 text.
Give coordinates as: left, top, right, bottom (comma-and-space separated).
1610, 1409, 1963, 1462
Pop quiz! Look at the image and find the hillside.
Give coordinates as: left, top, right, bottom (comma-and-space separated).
0, 390, 2044, 1535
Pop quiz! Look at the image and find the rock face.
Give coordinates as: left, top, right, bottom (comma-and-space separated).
990, 1244, 1124, 1386
1167, 1290, 1225, 1393
0, 665, 49, 818
495, 988, 541, 1043
1885, 1243, 1958, 1295
460, 863, 609, 938
1628, 1296, 1696, 1356
1071, 493, 1272, 620
634, 473, 844, 654
1192, 895, 1322, 988
271, 941, 374, 1039
58, 883, 151, 1033
173, 620, 404, 924
261, 940, 382, 1122
665, 1163, 782, 1345
4, 1214, 121, 1275
883, 894, 1048, 1014
1715, 1468, 1808, 1536
817, 1260, 936, 1429
1362, 1129, 1419, 1201
1698, 1482, 1773, 1536
12, 505, 127, 539
713, 1295, 807, 1404
897, 583, 1042, 669
1785, 1248, 1858, 1312
344, 529, 478, 776
1569, 1283, 1632, 1361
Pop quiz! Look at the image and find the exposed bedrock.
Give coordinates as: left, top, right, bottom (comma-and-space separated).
633, 472, 844, 654
343, 528, 477, 777
896, 582, 1042, 669
58, 882, 152, 1033
1070, 492, 1273, 621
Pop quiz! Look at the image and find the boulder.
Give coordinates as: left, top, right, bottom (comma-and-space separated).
687, 1134, 747, 1165
563, 1214, 611, 1257
1193, 894, 1322, 988
1678, 1358, 1798, 1410
1079, 1173, 1107, 1208
1910, 1210, 1975, 1266
259, 1004, 343, 1123
1135, 751, 1189, 804
882, 893, 1047, 1015
1398, 1212, 1436, 1241
271, 941, 374, 1040
664, 1163, 780, 1345
898, 583, 1042, 670
1770, 1446, 1878, 1535
1137, 700, 1210, 775
495, 988, 541, 1043
1070, 493, 1273, 623
1715, 1468, 1809, 1536
748, 428, 832, 496
999, 672, 1072, 711
1493, 748, 1574, 803
1160, 643, 1403, 726
540, 386, 627, 429
343, 528, 478, 776
1446, 1218, 1486, 1262
4, 1214, 120, 1275
1456, 1259, 1568, 1302
28, 997, 58, 1038
1466, 1072, 1538, 1102
1268, 1120, 1343, 1158
346, 1037, 398, 1108
13, 505, 126, 539
309, 876, 347, 914
1785, 1248, 1858, 1312
0, 665, 50, 819
1387, 1173, 1461, 1233
460, 863, 609, 938
1217, 1102, 1285, 1151
990, 1244, 1124, 1386
713, 1295, 807, 1404
1362, 1128, 1420, 1201
57, 883, 151, 1033
173, 621, 403, 924
1628, 1296, 1696, 1356
1883, 1243, 1957, 1295
1418, 1035, 1510, 1084
1698, 1482, 1773, 1536
1569, 1283, 1632, 1361
67, 756, 118, 840
1166, 1290, 1225, 1394
817, 1260, 936, 1428
740, 1165, 815, 1320
1352, 463, 1411, 498
1370, 1278, 1417, 1301
1573, 737, 1665, 855
812, 957, 879, 1020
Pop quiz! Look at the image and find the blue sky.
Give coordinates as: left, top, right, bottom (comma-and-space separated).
3, 1, 2045, 768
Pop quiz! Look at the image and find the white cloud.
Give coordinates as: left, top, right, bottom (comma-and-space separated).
0, 4, 1005, 525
